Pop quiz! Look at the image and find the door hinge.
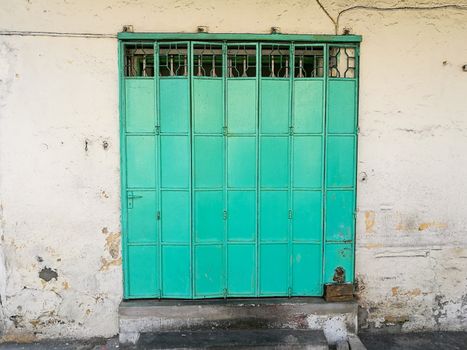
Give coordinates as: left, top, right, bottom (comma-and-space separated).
357, 126, 360, 134
288, 210, 293, 219
155, 125, 160, 135
288, 287, 292, 297
156, 211, 161, 220
289, 126, 294, 135
223, 288, 228, 299
223, 210, 228, 220
223, 126, 228, 136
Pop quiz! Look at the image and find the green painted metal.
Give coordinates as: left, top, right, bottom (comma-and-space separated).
119, 38, 359, 299
324, 44, 359, 284
118, 32, 362, 43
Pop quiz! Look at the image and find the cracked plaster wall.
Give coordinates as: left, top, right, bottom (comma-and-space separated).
0, 0, 466, 340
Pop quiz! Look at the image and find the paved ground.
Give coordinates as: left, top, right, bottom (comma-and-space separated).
0, 337, 119, 350
0, 331, 466, 349
360, 331, 467, 350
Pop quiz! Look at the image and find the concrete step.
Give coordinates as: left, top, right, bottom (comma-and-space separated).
119, 298, 358, 346
132, 329, 329, 349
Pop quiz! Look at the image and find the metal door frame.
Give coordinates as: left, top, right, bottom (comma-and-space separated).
119, 33, 361, 299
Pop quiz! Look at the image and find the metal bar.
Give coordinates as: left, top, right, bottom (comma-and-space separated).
321, 44, 330, 295
118, 32, 362, 43
222, 42, 228, 296
351, 45, 360, 285
288, 44, 294, 296
190, 41, 195, 298
118, 40, 130, 299
154, 41, 162, 298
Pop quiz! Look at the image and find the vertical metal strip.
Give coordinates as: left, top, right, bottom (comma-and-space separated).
190, 41, 196, 298
154, 41, 162, 298
222, 42, 228, 296
321, 44, 330, 293
188, 42, 193, 298
256, 43, 262, 296
118, 41, 130, 298
288, 44, 294, 296
351, 44, 360, 284
255, 43, 260, 297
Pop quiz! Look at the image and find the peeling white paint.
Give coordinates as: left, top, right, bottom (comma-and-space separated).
0, 0, 466, 340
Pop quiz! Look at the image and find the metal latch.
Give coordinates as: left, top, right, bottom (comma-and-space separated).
127, 192, 142, 209
288, 210, 293, 219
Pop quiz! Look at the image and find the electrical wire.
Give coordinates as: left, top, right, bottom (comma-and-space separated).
0, 30, 116, 38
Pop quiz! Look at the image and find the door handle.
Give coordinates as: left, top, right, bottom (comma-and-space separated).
127, 194, 143, 199
127, 192, 143, 209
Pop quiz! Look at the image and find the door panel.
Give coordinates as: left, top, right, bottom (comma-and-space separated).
293, 136, 322, 188
227, 244, 256, 296
292, 190, 322, 241
195, 245, 224, 296
160, 78, 190, 133
292, 243, 322, 295
324, 243, 353, 284
227, 137, 256, 188
293, 80, 323, 134
325, 190, 354, 242
162, 245, 191, 297
227, 190, 255, 241
127, 190, 157, 243
161, 190, 190, 243
194, 191, 224, 242
126, 136, 156, 188
161, 136, 190, 188
260, 244, 288, 295
193, 79, 224, 134
326, 136, 355, 188
260, 191, 288, 241
328, 80, 356, 134
260, 136, 288, 188
227, 79, 257, 134
260, 80, 290, 133
194, 136, 224, 188
128, 245, 158, 297
125, 79, 155, 133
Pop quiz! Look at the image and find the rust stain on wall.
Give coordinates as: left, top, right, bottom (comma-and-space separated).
365, 211, 375, 233
391, 287, 423, 297
104, 232, 120, 259
99, 257, 122, 271
418, 222, 448, 231
365, 243, 383, 249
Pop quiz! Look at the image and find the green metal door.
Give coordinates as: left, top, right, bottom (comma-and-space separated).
120, 36, 359, 299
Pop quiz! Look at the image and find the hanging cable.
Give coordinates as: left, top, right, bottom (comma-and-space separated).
0, 30, 116, 38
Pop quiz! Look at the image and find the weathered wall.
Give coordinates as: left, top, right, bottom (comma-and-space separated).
0, 0, 466, 340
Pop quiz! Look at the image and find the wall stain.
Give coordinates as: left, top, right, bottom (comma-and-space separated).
104, 232, 120, 259
391, 287, 423, 297
365, 243, 383, 249
99, 257, 122, 272
365, 211, 375, 233
38, 267, 58, 282
418, 222, 448, 231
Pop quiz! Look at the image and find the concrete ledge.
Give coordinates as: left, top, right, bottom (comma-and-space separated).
119, 298, 357, 345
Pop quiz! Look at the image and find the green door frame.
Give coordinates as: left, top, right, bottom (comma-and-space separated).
119, 33, 361, 299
